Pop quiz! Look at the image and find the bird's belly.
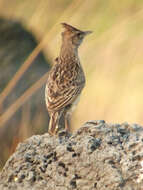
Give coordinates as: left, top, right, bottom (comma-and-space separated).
67, 95, 80, 115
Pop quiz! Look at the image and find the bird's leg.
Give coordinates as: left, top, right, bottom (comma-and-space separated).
48, 111, 64, 135
48, 112, 60, 135
64, 112, 71, 132
54, 111, 63, 134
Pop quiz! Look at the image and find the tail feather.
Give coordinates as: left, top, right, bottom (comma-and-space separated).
48, 112, 59, 135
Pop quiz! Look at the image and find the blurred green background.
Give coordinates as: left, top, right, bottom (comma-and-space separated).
0, 0, 143, 168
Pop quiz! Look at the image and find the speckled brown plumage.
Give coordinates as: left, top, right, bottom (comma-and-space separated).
45, 23, 92, 135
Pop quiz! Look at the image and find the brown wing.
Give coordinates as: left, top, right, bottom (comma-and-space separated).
45, 62, 85, 112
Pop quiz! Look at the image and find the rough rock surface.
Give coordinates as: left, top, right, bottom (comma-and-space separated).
0, 120, 143, 190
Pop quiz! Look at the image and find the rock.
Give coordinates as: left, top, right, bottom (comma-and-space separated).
0, 120, 143, 190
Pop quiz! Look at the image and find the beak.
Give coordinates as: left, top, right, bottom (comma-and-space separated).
84, 31, 93, 35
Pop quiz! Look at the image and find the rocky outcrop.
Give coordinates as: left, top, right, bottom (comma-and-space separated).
0, 120, 143, 190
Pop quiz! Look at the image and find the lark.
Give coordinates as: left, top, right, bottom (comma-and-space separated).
45, 23, 92, 135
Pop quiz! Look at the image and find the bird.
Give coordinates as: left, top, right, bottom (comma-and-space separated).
45, 23, 92, 135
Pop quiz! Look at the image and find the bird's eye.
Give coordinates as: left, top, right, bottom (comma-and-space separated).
77, 32, 82, 38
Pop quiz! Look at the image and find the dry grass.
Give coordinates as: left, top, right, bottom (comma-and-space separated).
0, 72, 49, 128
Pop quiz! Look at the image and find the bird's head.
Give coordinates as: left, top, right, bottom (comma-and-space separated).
61, 23, 92, 48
